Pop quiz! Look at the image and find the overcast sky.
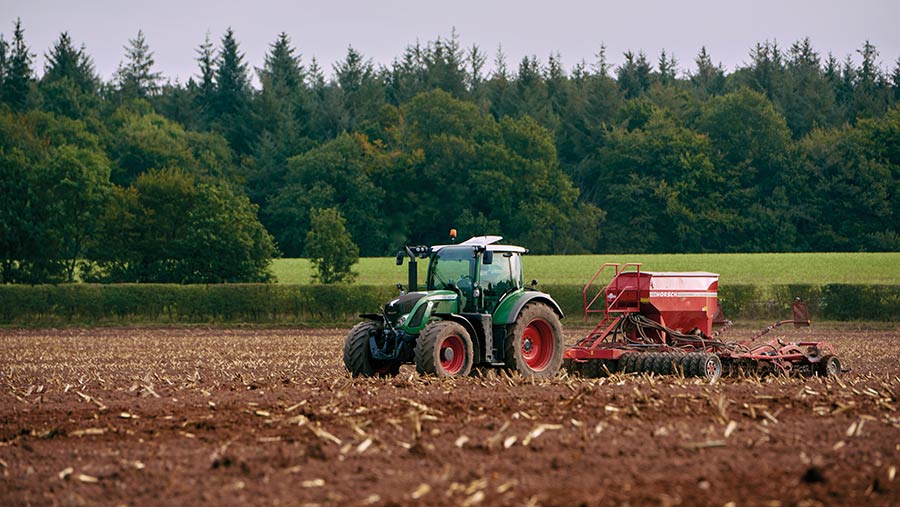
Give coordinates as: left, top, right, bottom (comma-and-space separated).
4, 0, 900, 86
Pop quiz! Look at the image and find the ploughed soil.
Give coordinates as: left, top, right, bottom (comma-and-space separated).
0, 324, 897, 507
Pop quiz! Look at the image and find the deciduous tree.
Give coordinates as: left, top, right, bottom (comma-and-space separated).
305, 207, 359, 284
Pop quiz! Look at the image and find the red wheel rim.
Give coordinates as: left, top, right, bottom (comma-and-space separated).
521, 319, 554, 371
439, 334, 466, 374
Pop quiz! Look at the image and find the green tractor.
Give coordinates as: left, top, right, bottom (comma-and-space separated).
343, 235, 565, 378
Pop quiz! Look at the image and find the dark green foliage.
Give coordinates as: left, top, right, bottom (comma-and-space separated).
190, 33, 217, 129
104, 103, 237, 185
695, 88, 796, 251
0, 110, 109, 282
378, 89, 602, 253
266, 133, 389, 256
781, 38, 838, 137
41, 32, 97, 93
247, 33, 313, 204
690, 47, 726, 97
1, 19, 33, 112
85, 168, 275, 283
305, 207, 359, 284
211, 28, 256, 154
617, 51, 652, 98
794, 112, 900, 251
331, 46, 384, 135
820, 284, 900, 321
113, 30, 161, 101
385, 31, 468, 105
36, 32, 100, 120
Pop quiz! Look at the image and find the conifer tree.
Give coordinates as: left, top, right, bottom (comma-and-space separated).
591, 44, 610, 76
852, 40, 890, 119
782, 38, 837, 136
42, 32, 97, 93
690, 46, 725, 97
488, 44, 514, 118
259, 32, 304, 94
39, 32, 98, 117
333, 46, 382, 132
617, 51, 651, 98
191, 32, 217, 126
746, 40, 785, 103
114, 30, 162, 100
892, 57, 900, 102
3, 19, 34, 112
250, 32, 309, 204
212, 27, 254, 153
466, 44, 486, 95
657, 49, 678, 84
257, 31, 306, 137
0, 35, 7, 101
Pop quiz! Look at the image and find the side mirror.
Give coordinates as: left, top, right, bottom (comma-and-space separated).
530, 279, 538, 288
395, 251, 404, 265
483, 251, 493, 265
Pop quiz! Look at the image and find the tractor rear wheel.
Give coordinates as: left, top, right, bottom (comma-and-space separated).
415, 321, 474, 377
505, 303, 564, 378
343, 321, 401, 377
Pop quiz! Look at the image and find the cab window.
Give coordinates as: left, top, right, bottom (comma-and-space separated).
480, 252, 521, 294
427, 247, 475, 291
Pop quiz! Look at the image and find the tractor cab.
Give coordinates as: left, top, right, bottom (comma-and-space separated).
426, 236, 525, 313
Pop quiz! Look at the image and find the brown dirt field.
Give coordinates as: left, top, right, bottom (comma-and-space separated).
0, 324, 897, 507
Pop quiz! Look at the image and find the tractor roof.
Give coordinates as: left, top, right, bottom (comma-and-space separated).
433, 236, 527, 254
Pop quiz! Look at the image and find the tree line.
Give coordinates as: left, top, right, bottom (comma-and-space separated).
1, 20, 899, 284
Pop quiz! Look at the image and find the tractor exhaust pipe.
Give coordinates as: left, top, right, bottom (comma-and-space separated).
396, 245, 430, 292
406, 246, 417, 290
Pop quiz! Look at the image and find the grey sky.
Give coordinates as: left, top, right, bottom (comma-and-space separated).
4, 0, 900, 86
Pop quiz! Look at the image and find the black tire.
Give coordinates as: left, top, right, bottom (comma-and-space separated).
628, 353, 643, 373
656, 353, 674, 375
817, 355, 842, 377
651, 353, 667, 375
505, 303, 565, 378
686, 353, 704, 377
415, 321, 474, 377
343, 321, 401, 377
636, 353, 654, 374
618, 353, 637, 373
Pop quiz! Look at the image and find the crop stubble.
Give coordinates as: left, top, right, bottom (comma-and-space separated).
0, 325, 897, 506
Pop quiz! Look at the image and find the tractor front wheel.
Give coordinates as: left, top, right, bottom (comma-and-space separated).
343, 321, 400, 377
505, 303, 564, 378
415, 321, 474, 377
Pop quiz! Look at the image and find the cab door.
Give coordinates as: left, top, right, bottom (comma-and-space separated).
478, 252, 521, 313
